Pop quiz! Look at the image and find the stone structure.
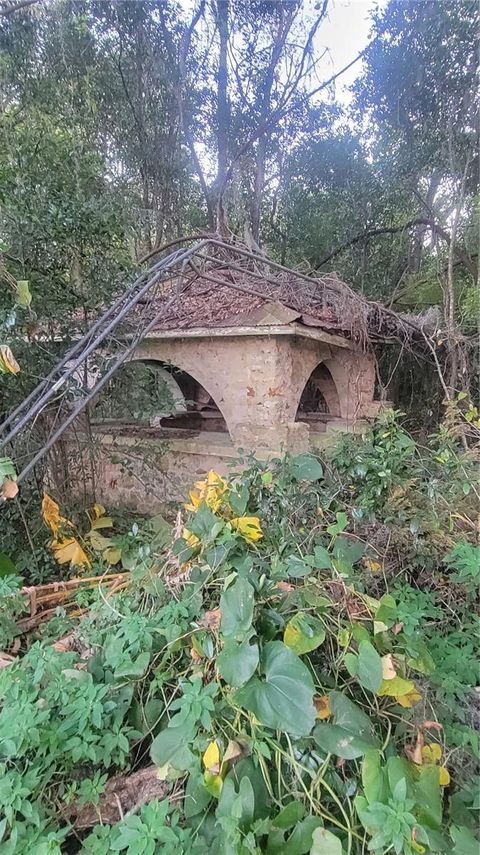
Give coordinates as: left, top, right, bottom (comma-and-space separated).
87, 284, 383, 510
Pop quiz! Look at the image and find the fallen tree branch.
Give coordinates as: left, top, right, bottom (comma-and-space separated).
62, 766, 171, 829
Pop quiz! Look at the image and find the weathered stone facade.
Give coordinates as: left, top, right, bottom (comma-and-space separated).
86, 324, 381, 510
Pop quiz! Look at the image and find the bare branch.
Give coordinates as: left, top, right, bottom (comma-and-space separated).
218, 25, 374, 205
315, 218, 478, 278
159, 1, 214, 228
0, 0, 40, 15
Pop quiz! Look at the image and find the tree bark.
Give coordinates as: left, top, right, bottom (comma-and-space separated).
214, 0, 230, 236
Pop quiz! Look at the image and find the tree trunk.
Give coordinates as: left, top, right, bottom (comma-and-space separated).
409, 170, 441, 273
215, 0, 229, 236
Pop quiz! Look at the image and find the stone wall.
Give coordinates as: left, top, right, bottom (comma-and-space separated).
133, 331, 378, 449
69, 330, 381, 512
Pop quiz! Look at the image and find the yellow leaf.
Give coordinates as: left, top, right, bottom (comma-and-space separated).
91, 503, 106, 519
42, 492, 69, 536
88, 530, 112, 551
0, 345, 20, 375
51, 538, 90, 569
411, 839, 426, 854
206, 470, 227, 489
364, 558, 382, 573
377, 676, 415, 698
184, 489, 202, 512
381, 654, 397, 681
183, 527, 200, 548
439, 766, 450, 786
314, 695, 331, 720
203, 740, 221, 774
284, 621, 301, 649
203, 771, 223, 797
231, 516, 263, 542
103, 546, 122, 565
91, 516, 114, 530
185, 470, 227, 513
397, 688, 422, 708
15, 280, 32, 306
422, 743, 442, 764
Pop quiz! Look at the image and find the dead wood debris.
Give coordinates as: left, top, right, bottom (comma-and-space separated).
62, 765, 171, 829
18, 573, 130, 632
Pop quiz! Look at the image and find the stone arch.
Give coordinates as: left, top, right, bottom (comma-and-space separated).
153, 360, 228, 434
74, 352, 230, 435
295, 360, 342, 423
132, 340, 235, 436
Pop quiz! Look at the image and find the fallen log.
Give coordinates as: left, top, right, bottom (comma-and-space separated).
17, 572, 130, 631
62, 765, 171, 829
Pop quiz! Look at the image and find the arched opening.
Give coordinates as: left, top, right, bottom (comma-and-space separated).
93, 360, 228, 434
158, 364, 227, 433
295, 362, 341, 431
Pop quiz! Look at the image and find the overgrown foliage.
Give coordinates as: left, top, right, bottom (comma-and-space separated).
1, 0, 478, 432
0, 414, 478, 853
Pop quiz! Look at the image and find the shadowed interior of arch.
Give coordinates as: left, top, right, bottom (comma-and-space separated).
295, 362, 341, 430
92, 359, 228, 434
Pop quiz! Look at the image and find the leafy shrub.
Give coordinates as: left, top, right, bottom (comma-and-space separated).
0, 417, 478, 853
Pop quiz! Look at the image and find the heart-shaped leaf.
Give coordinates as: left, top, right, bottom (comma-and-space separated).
283, 614, 325, 655
290, 453, 323, 482
313, 691, 379, 758
356, 641, 383, 692
311, 827, 344, 854
217, 634, 259, 687
234, 641, 315, 736
220, 576, 255, 639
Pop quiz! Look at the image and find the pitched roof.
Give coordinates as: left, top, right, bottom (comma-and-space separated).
148, 265, 360, 338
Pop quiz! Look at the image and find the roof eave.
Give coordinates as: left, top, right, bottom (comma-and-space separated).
144, 323, 352, 349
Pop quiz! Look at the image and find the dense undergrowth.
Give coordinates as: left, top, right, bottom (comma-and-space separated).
0, 412, 479, 854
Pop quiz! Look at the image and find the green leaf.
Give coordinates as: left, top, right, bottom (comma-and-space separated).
313, 544, 332, 569
330, 691, 375, 733
150, 723, 195, 773
129, 698, 163, 736
0, 553, 16, 578
327, 512, 348, 537
287, 817, 324, 854
415, 765, 443, 830
229, 482, 249, 515
0, 457, 16, 482
313, 692, 379, 759
234, 641, 316, 736
216, 776, 255, 831
356, 641, 382, 692
343, 652, 358, 678
184, 771, 212, 818
386, 756, 413, 797
286, 555, 312, 578
313, 723, 376, 759
217, 635, 259, 687
362, 750, 387, 805
284, 613, 325, 655
189, 502, 223, 541
220, 576, 255, 640
450, 825, 480, 855
332, 537, 364, 574
310, 827, 344, 855
290, 453, 323, 482
272, 801, 305, 829
114, 651, 150, 679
